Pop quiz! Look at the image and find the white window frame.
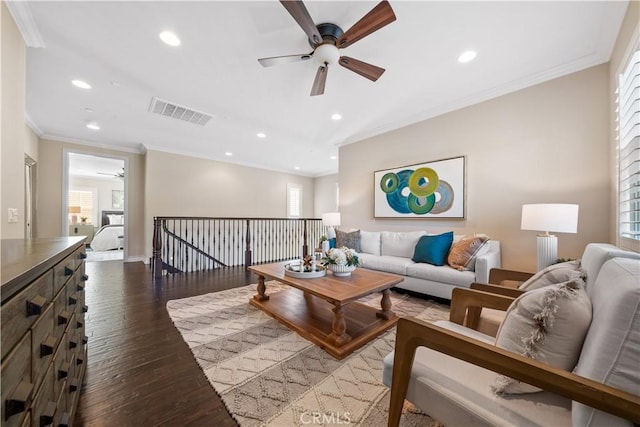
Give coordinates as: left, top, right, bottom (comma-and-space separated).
69, 186, 98, 225
287, 183, 302, 218
616, 33, 640, 251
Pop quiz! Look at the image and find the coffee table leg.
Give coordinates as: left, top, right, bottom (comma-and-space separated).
328, 304, 352, 346
253, 275, 270, 301
376, 289, 395, 320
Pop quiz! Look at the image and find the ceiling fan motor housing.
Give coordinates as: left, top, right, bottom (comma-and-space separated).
308, 23, 344, 47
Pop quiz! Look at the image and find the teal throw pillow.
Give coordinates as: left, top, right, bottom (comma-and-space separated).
412, 232, 454, 266
329, 238, 336, 249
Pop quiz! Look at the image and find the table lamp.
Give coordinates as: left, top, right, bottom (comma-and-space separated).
69, 206, 81, 224
322, 212, 341, 240
521, 204, 579, 271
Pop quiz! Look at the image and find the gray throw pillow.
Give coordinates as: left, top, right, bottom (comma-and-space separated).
519, 260, 585, 291
336, 229, 361, 252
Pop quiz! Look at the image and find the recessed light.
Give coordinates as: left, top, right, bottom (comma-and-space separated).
225, 152, 233, 156
84, 108, 93, 113
159, 31, 181, 47
256, 132, 266, 138
330, 156, 337, 160
72, 80, 91, 89
458, 50, 477, 63
331, 113, 342, 121
86, 122, 100, 130
294, 166, 300, 170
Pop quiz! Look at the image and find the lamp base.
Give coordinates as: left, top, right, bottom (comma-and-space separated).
536, 234, 558, 271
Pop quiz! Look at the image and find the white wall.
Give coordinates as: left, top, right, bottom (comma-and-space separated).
144, 149, 316, 260
1, 2, 27, 238
314, 173, 339, 217
340, 64, 610, 272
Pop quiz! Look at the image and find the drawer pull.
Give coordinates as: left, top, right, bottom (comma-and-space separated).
64, 266, 73, 276
69, 379, 78, 393
40, 401, 56, 426
68, 294, 77, 305
82, 305, 88, 313
81, 274, 89, 281
58, 361, 70, 380
26, 295, 47, 317
69, 339, 78, 349
58, 412, 70, 427
40, 334, 57, 357
80, 252, 87, 259
82, 336, 88, 345
76, 283, 85, 292
58, 310, 70, 326
5, 380, 33, 420
76, 320, 84, 329
76, 355, 84, 366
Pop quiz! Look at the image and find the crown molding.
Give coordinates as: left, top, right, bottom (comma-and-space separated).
5, 1, 45, 48
41, 134, 145, 155
25, 113, 43, 136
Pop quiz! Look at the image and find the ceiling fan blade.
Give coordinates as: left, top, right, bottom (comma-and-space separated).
258, 53, 313, 68
338, 56, 385, 81
310, 64, 328, 96
280, 1, 323, 46
336, 1, 396, 49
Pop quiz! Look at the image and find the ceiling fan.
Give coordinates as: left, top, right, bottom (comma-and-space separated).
258, 0, 396, 96
97, 168, 124, 179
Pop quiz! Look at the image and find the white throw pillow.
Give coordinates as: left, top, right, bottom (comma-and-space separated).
380, 231, 426, 258
493, 279, 592, 394
360, 231, 381, 256
518, 260, 585, 291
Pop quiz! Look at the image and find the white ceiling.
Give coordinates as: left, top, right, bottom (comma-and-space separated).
68, 152, 124, 180
17, 1, 627, 177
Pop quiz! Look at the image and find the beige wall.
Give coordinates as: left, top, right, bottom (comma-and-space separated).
609, 1, 639, 252
1, 2, 27, 238
37, 139, 146, 260
144, 149, 316, 259
314, 173, 339, 217
340, 64, 610, 272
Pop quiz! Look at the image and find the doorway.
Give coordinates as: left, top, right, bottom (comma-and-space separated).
65, 151, 127, 262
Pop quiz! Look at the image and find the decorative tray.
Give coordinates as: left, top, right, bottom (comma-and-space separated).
284, 262, 327, 279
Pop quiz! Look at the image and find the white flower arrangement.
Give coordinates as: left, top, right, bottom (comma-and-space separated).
323, 246, 360, 267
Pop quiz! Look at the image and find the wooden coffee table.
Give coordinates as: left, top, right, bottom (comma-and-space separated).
248, 262, 404, 359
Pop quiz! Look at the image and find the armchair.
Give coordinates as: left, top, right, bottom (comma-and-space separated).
383, 256, 640, 427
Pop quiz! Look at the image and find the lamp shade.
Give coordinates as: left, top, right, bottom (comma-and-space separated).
322, 212, 341, 227
521, 204, 579, 234
68, 206, 82, 214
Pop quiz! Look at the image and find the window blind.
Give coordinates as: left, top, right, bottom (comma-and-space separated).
69, 190, 94, 224
287, 184, 302, 218
618, 49, 640, 241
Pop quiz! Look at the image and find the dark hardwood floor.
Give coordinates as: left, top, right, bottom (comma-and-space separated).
75, 260, 253, 426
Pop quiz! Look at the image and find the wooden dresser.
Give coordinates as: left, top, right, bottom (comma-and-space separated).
1, 237, 88, 427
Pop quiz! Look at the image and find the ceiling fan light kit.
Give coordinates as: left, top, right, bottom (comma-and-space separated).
258, 0, 396, 96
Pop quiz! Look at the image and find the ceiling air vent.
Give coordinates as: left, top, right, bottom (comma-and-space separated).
148, 97, 213, 126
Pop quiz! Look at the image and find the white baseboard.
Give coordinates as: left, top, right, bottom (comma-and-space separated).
126, 256, 147, 263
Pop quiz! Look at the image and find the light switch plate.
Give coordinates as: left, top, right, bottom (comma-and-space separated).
8, 208, 18, 223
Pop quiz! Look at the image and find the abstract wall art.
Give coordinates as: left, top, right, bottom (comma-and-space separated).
374, 156, 465, 218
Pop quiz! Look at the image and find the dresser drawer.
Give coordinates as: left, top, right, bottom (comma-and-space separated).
53, 333, 68, 400
54, 389, 68, 427
72, 246, 87, 271
52, 256, 75, 296
1, 271, 53, 360
53, 287, 71, 345
31, 363, 55, 427
31, 304, 56, 393
1, 333, 33, 427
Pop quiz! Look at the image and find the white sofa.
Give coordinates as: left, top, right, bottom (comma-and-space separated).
355, 230, 501, 300
383, 244, 640, 426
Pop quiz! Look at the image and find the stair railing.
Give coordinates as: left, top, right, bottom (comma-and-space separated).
152, 217, 324, 279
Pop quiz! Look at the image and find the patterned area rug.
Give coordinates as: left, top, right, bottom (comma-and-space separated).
166, 282, 449, 426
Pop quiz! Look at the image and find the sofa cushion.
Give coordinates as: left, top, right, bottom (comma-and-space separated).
381, 231, 426, 258
412, 232, 454, 266
580, 243, 640, 293
406, 263, 476, 287
358, 254, 413, 276
519, 260, 585, 291
493, 279, 592, 394
382, 320, 571, 427
448, 236, 490, 271
359, 230, 381, 256
573, 257, 640, 427
335, 229, 360, 252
